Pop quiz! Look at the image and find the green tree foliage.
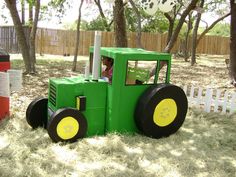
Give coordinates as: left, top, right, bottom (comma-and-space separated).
0, 3, 8, 23
69, 1, 171, 34
124, 3, 169, 34
45, 0, 71, 22
80, 17, 108, 31
141, 13, 169, 33
79, 5, 170, 33
178, 19, 193, 39
125, 6, 136, 32
206, 23, 230, 37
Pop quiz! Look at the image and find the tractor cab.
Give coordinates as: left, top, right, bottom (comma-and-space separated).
89, 47, 174, 134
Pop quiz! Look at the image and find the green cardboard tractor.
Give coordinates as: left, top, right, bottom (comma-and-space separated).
26, 47, 188, 143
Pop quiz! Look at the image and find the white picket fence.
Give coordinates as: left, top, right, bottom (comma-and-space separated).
183, 85, 236, 114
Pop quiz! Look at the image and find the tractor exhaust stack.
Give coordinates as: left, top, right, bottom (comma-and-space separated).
92, 31, 102, 81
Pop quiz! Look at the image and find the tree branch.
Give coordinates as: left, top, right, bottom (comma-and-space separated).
164, 0, 199, 53
94, 0, 111, 31
129, 0, 143, 48
197, 12, 231, 46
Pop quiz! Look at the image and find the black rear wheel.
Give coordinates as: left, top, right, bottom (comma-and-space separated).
26, 97, 48, 129
135, 84, 188, 138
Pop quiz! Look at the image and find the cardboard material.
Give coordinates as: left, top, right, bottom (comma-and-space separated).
7, 69, 22, 92
0, 72, 10, 97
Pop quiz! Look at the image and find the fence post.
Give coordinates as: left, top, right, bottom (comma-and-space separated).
222, 91, 229, 114
196, 87, 203, 108
213, 89, 221, 113
183, 85, 187, 94
204, 88, 213, 113
230, 93, 236, 114
183, 85, 236, 114
189, 86, 194, 106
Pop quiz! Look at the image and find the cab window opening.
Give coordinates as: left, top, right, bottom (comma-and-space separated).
101, 56, 114, 84
125, 60, 169, 85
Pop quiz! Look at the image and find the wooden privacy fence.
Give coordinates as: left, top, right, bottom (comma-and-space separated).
35, 28, 230, 56
0, 26, 230, 56
183, 85, 236, 114
34, 29, 169, 56
0, 26, 30, 53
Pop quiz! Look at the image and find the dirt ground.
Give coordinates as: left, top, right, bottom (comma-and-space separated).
171, 54, 233, 92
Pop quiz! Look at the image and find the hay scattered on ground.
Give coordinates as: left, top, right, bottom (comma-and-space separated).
0, 55, 236, 177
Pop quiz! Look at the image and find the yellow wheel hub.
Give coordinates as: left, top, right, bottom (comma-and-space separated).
56, 117, 79, 140
153, 98, 177, 127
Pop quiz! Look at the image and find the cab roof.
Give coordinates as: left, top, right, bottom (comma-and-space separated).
89, 47, 171, 61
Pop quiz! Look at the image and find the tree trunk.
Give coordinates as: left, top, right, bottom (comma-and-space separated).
129, 0, 142, 48
184, 14, 193, 61
177, 18, 192, 60
164, 5, 182, 45
164, 13, 175, 45
21, 0, 25, 25
29, 3, 33, 24
191, 0, 204, 66
164, 0, 199, 53
29, 0, 40, 73
230, 0, 236, 85
72, 0, 84, 72
5, 0, 31, 73
113, 0, 128, 47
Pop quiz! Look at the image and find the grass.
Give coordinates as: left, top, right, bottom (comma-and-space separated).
0, 54, 236, 177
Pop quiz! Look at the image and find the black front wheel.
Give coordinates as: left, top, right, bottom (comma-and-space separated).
26, 97, 48, 129
47, 108, 87, 143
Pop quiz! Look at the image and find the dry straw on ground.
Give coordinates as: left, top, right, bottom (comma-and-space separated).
0, 54, 236, 177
